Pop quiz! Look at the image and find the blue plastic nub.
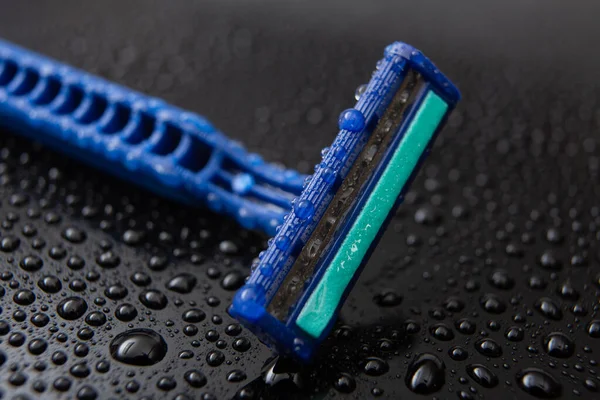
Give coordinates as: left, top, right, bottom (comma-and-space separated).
0, 39, 305, 236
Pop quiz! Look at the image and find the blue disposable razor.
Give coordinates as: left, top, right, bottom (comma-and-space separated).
0, 39, 460, 362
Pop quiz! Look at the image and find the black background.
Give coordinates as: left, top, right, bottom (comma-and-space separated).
0, 1, 600, 399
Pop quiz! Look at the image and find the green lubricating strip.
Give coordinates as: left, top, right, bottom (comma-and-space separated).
296, 91, 448, 338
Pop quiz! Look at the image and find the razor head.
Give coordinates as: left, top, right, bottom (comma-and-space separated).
229, 42, 460, 362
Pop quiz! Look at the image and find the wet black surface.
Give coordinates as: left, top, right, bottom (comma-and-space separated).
1, 0, 600, 399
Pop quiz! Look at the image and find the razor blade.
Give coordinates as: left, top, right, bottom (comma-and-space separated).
229, 42, 461, 362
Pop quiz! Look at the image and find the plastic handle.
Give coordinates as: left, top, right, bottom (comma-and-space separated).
0, 39, 305, 235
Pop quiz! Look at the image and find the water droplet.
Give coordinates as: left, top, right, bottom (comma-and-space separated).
183, 324, 198, 336
539, 250, 562, 270
505, 326, 524, 341
110, 329, 167, 366
62, 227, 86, 243
543, 332, 574, 358
125, 380, 140, 393
338, 108, 365, 132
354, 84, 367, 101
96, 251, 120, 268
148, 255, 168, 271
9, 371, 27, 386
115, 303, 137, 321
571, 303, 587, 316
405, 353, 445, 394
232, 337, 251, 352
32, 380, 46, 392
78, 327, 94, 340
74, 342, 89, 357
139, 290, 168, 309
449, 346, 468, 361
429, 323, 454, 341
570, 253, 588, 267
13, 289, 35, 305
334, 373, 356, 393
96, 360, 110, 373
225, 324, 242, 337
105, 284, 128, 300
516, 368, 562, 398
85, 311, 107, 326
584, 378, 598, 392
8, 331, 25, 346
206, 350, 225, 366
67, 255, 85, 270
274, 235, 291, 251
0, 235, 20, 252
405, 320, 421, 334
70, 362, 91, 378
475, 338, 502, 357
206, 296, 220, 307
157, 376, 176, 391
179, 350, 194, 359
293, 200, 314, 220
13, 309, 26, 322
20, 255, 43, 272
528, 275, 547, 290
57, 297, 88, 320
414, 206, 441, 225
53, 377, 72, 392
360, 357, 389, 376
184, 369, 207, 388
38, 275, 62, 293
489, 269, 515, 289
28, 338, 48, 355
534, 297, 562, 320
464, 279, 480, 292
545, 228, 563, 244
77, 385, 98, 400
182, 308, 206, 323
489, 319, 502, 329
123, 229, 145, 245
467, 364, 498, 388
455, 318, 476, 335
130, 271, 151, 286
480, 293, 506, 314
48, 246, 67, 260
227, 369, 247, 382
69, 278, 87, 291
588, 320, 600, 338
373, 290, 403, 307
52, 351, 67, 365
556, 281, 579, 300
166, 273, 197, 294
218, 240, 238, 254
443, 296, 465, 312
221, 271, 245, 291
31, 312, 50, 327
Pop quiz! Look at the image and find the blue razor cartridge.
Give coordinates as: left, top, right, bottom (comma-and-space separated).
230, 42, 461, 362
0, 39, 304, 236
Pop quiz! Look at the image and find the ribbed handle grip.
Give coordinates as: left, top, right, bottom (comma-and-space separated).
0, 39, 305, 235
